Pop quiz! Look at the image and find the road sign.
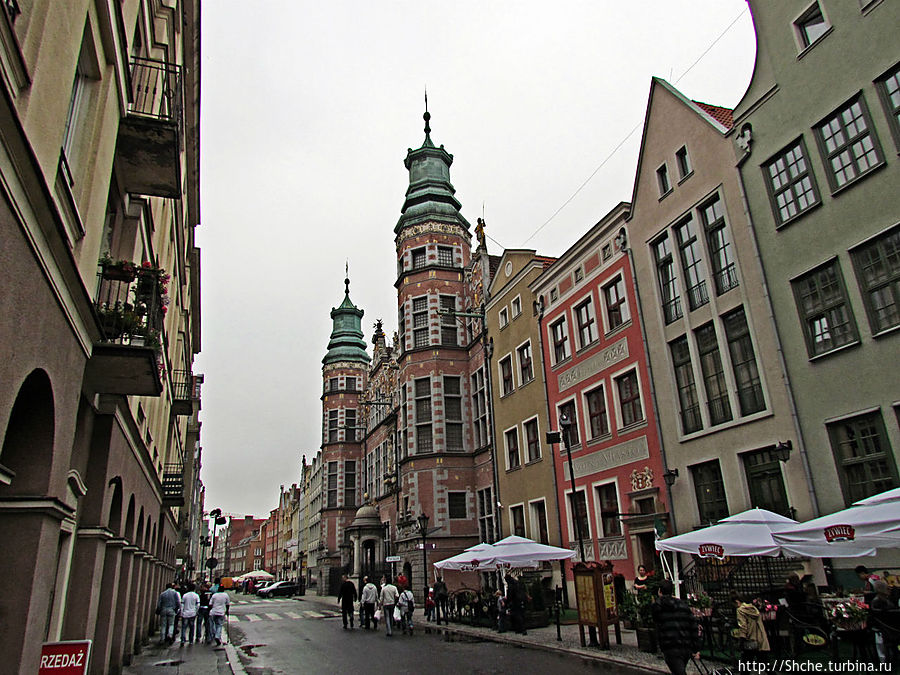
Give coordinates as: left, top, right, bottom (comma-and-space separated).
415, 543, 436, 550
39, 640, 91, 674
385, 555, 401, 563
206, 557, 218, 569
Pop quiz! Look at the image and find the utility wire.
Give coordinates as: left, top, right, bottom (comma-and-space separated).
520, 7, 749, 246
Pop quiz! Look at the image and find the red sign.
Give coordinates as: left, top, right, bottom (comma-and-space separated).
39, 641, 91, 674
698, 543, 725, 559
823, 525, 855, 542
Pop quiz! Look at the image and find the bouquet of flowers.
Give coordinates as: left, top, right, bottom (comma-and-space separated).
752, 598, 778, 621
828, 597, 868, 630
687, 591, 713, 617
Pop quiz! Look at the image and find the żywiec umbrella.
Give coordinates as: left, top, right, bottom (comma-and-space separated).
771, 499, 900, 557
655, 508, 798, 558
853, 487, 900, 506
489, 535, 576, 566
433, 543, 498, 571
240, 569, 274, 580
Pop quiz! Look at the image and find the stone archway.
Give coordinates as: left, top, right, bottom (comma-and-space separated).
0, 369, 58, 667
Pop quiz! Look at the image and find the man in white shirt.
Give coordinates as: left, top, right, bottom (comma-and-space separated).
379, 577, 400, 637
209, 587, 231, 645
361, 577, 379, 630
180, 583, 201, 644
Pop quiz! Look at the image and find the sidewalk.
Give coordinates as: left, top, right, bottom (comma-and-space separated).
122, 623, 245, 675
294, 593, 671, 673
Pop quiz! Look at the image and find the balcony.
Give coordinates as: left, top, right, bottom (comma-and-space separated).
172, 370, 201, 416
83, 262, 167, 396
162, 462, 185, 507
114, 57, 182, 198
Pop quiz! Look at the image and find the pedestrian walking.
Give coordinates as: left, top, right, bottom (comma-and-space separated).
425, 588, 435, 623
209, 586, 230, 646
650, 579, 701, 675
505, 574, 526, 635
180, 583, 200, 645
398, 586, 415, 635
361, 576, 379, 630
433, 577, 449, 625
197, 582, 212, 643
495, 590, 508, 633
380, 577, 400, 637
338, 574, 358, 629
156, 582, 181, 645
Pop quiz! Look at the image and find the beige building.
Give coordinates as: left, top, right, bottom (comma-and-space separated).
486, 250, 562, 570
626, 78, 816, 547
731, 0, 900, 583
0, 1, 201, 672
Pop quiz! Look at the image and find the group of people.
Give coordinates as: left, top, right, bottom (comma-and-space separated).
156, 578, 231, 647
337, 574, 419, 636
494, 573, 528, 635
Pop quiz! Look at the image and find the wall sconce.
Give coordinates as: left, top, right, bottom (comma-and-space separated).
663, 468, 679, 487
773, 440, 793, 463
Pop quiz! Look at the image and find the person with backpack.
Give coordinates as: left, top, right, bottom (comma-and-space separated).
651, 579, 701, 675
398, 586, 416, 634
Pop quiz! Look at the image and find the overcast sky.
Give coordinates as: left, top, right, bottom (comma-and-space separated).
195, 1, 756, 518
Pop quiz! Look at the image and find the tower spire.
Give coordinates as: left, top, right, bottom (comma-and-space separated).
345, 260, 350, 296
423, 87, 432, 145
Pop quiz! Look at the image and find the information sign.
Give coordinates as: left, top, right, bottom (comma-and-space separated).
39, 640, 91, 675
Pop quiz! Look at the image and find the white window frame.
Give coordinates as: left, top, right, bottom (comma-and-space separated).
549, 314, 571, 365
511, 295, 522, 318
509, 502, 527, 538
581, 382, 611, 441
591, 477, 622, 539
610, 364, 646, 430
516, 339, 534, 385
523, 414, 541, 463
573, 293, 598, 350
499, 306, 509, 328
503, 425, 521, 471
498, 353, 515, 396
528, 498, 549, 544
564, 487, 592, 543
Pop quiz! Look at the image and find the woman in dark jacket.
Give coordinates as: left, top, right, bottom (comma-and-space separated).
651, 580, 701, 675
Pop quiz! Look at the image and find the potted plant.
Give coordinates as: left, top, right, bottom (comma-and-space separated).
622, 590, 657, 652
827, 597, 868, 631
99, 253, 137, 282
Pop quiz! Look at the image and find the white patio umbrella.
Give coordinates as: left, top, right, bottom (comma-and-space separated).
490, 535, 576, 565
771, 500, 900, 557
853, 487, 900, 506
655, 508, 798, 558
241, 569, 274, 580
433, 543, 499, 571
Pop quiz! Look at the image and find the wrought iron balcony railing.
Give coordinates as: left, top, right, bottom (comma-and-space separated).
94, 262, 167, 350
162, 462, 185, 507
129, 57, 182, 122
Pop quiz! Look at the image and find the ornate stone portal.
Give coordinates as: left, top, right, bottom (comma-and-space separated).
344, 504, 384, 578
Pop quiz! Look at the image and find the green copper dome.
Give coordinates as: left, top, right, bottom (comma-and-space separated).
395, 110, 471, 234
323, 276, 371, 365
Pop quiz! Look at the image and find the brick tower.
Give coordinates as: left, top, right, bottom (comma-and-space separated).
319, 272, 370, 594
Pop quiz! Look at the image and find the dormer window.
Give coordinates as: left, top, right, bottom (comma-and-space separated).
795, 2, 829, 49
657, 163, 671, 197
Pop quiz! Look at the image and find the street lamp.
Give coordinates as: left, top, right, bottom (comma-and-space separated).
773, 441, 793, 463
417, 512, 430, 601
558, 414, 598, 647
559, 414, 585, 562
663, 468, 679, 487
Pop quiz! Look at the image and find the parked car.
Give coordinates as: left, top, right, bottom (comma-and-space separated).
257, 581, 298, 598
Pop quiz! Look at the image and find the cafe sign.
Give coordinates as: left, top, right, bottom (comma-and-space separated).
823, 525, 855, 542
698, 544, 725, 560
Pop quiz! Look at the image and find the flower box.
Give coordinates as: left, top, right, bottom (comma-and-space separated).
101, 262, 137, 282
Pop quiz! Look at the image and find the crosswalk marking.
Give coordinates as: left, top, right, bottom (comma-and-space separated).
227, 615, 238, 623
229, 608, 341, 622
264, 613, 282, 620
304, 611, 325, 618
285, 612, 302, 619
244, 614, 262, 622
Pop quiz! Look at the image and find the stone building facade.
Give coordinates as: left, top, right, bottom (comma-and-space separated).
0, 2, 202, 672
